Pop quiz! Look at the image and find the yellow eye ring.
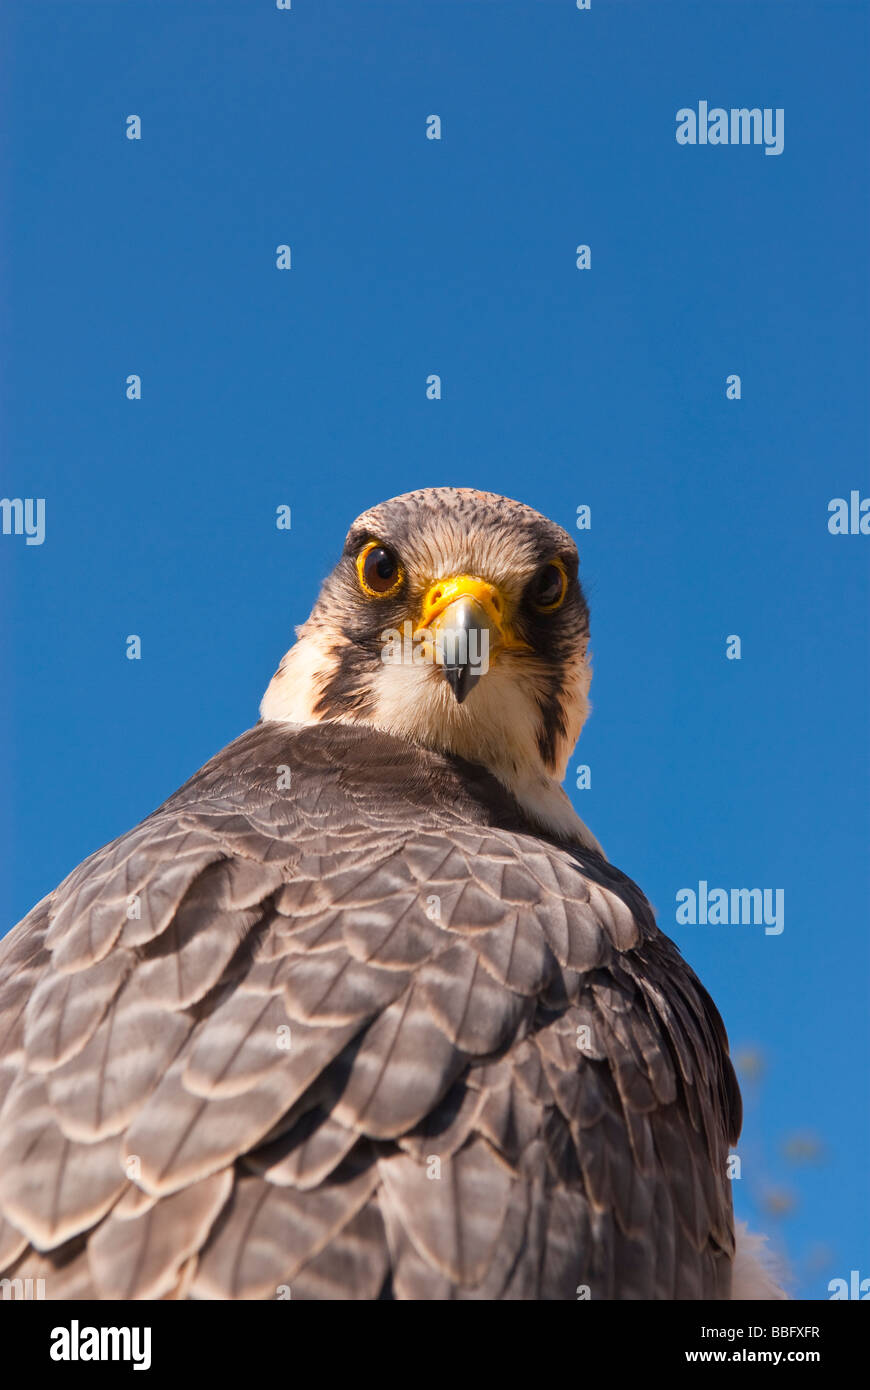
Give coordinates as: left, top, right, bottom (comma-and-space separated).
530, 557, 568, 613
356, 540, 404, 598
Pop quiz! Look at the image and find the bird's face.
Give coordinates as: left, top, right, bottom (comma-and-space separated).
262, 488, 593, 820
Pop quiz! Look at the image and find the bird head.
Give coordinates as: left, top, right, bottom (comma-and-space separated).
261, 487, 597, 845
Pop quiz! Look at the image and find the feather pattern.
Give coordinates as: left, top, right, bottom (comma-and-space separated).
0, 721, 740, 1298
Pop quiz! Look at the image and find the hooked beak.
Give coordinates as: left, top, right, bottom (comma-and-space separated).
415, 576, 529, 704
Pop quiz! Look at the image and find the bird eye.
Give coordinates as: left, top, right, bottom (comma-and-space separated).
529, 559, 568, 612
357, 541, 403, 597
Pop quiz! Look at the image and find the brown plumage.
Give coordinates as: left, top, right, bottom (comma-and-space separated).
0, 488, 746, 1299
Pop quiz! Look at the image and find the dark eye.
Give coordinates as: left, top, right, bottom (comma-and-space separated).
529, 560, 567, 612
357, 541, 403, 597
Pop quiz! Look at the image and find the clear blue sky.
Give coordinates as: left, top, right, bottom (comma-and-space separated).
2, 0, 867, 1300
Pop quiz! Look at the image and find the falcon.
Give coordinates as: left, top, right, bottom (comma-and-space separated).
0, 487, 782, 1300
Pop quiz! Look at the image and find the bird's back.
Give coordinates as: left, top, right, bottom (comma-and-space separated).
0, 722, 741, 1299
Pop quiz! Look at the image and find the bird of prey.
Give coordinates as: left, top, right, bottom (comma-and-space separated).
0, 487, 782, 1300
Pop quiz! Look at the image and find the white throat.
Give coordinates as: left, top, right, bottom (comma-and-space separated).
261, 630, 604, 857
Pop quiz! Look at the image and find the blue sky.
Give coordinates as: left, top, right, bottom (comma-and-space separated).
1, 0, 867, 1299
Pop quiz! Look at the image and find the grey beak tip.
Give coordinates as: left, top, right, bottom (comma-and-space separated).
437, 601, 490, 704
443, 664, 482, 704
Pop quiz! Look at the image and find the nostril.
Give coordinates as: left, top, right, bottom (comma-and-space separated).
431, 589, 442, 603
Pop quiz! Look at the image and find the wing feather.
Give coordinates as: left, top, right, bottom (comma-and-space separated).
0, 722, 740, 1298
